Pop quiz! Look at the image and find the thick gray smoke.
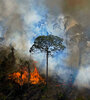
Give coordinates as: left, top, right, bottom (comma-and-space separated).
44, 0, 90, 89
0, 0, 90, 89
74, 65, 90, 89
44, 0, 90, 67
0, 0, 30, 53
45, 0, 90, 39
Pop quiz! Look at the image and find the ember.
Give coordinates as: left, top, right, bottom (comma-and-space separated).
8, 65, 45, 85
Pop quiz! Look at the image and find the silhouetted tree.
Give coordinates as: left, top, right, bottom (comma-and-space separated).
8, 45, 15, 67
30, 35, 65, 86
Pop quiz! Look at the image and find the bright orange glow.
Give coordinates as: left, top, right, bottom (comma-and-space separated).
8, 64, 45, 85
30, 67, 45, 84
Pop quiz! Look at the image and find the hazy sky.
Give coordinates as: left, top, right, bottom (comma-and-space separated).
45, 0, 90, 38
0, 0, 90, 88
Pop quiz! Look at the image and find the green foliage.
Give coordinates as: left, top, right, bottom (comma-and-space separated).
30, 35, 65, 55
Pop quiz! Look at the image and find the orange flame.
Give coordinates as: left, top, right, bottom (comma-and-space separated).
30, 67, 45, 84
8, 65, 45, 85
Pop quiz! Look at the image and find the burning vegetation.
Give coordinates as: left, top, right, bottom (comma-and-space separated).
0, 42, 90, 100
8, 65, 45, 85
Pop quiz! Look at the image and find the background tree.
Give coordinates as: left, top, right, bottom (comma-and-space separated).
30, 35, 65, 86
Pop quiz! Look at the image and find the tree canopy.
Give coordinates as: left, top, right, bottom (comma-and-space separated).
30, 35, 65, 55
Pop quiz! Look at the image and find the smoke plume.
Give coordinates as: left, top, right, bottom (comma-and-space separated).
0, 0, 90, 89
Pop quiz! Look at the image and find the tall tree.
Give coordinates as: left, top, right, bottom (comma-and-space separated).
29, 35, 65, 86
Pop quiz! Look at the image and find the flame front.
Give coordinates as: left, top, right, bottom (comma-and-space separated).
30, 67, 45, 84
8, 66, 45, 85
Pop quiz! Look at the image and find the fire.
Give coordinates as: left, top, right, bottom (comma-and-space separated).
8, 65, 45, 85
30, 67, 45, 84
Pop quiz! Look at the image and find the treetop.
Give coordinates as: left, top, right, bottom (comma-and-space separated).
30, 35, 65, 55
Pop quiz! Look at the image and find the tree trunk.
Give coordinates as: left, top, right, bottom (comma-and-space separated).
46, 48, 48, 87
27, 63, 30, 88
20, 68, 23, 91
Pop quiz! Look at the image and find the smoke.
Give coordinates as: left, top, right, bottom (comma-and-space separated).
44, 0, 90, 89
0, 0, 31, 53
0, 0, 90, 89
74, 65, 90, 89
45, 0, 90, 38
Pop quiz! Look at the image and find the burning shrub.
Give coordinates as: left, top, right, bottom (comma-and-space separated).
8, 66, 45, 85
